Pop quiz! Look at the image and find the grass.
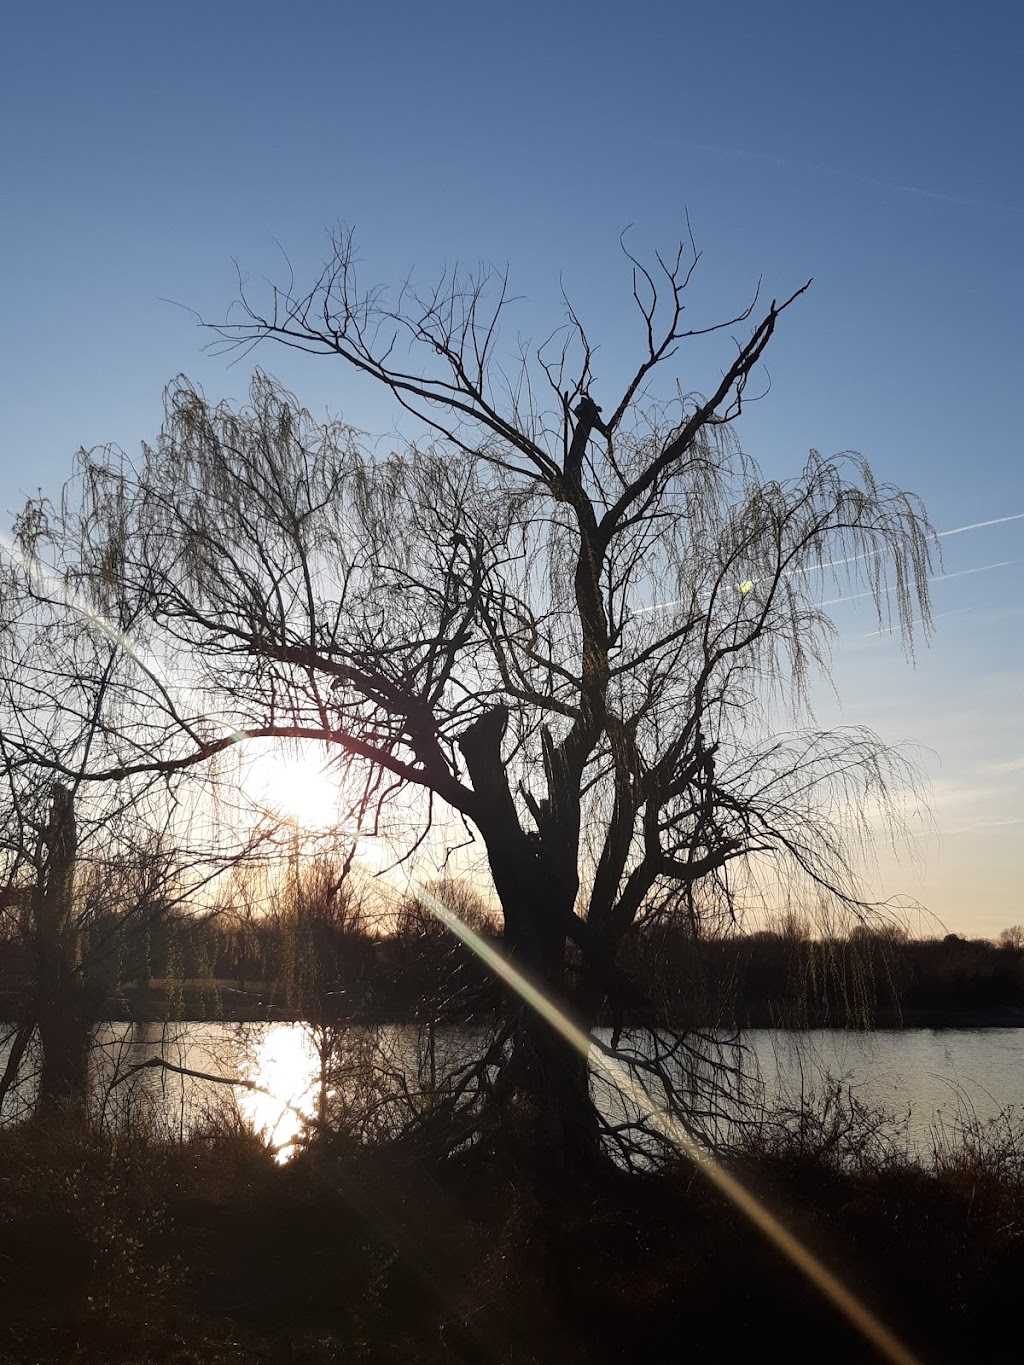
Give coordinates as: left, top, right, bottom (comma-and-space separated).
1, 1095, 1022, 1362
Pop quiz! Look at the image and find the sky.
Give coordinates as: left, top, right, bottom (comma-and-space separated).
0, 1, 1020, 935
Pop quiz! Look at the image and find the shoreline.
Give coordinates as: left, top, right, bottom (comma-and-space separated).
4, 986, 1023, 1031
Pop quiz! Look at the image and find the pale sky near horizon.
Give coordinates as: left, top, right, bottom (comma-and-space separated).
0, 2, 1020, 935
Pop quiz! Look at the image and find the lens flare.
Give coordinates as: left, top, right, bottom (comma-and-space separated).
415, 881, 920, 1365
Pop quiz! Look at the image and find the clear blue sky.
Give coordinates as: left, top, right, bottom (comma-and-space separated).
1, 1, 1020, 932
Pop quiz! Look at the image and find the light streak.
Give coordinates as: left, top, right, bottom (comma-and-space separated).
0, 531, 161, 684
412, 880, 921, 1365
0, 532, 247, 751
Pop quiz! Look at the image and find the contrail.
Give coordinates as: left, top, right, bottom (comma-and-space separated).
818, 558, 1019, 610
637, 511, 1024, 617
408, 880, 920, 1365
787, 513, 1024, 581
635, 557, 1019, 618
946, 817, 1024, 834
862, 606, 971, 639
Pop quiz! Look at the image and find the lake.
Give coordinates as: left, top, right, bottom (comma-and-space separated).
3, 1022, 1021, 1162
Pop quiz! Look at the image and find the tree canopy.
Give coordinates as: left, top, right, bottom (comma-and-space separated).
2, 229, 936, 1164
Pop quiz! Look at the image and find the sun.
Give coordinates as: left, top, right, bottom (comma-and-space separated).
240, 740, 344, 833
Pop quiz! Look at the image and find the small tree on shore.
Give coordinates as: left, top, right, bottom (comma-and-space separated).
0, 547, 273, 1119
9, 228, 935, 1164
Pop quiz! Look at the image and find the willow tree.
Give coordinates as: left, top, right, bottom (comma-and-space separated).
22, 229, 934, 1165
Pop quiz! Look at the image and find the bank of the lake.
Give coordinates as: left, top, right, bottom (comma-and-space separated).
4, 1018, 1024, 1360
7, 981, 1024, 1030
2, 1098, 1022, 1364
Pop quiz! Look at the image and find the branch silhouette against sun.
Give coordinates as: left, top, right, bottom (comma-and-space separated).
6, 225, 938, 1166
0, 557, 284, 1116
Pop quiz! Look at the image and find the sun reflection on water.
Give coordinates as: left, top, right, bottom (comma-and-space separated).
237, 1026, 320, 1162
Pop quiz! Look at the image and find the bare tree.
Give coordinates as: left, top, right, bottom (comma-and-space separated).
0, 535, 274, 1119
10, 228, 936, 1166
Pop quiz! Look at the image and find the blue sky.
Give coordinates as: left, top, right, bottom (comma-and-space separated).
1, 1, 1020, 933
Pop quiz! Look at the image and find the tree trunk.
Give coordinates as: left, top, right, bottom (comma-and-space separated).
33, 783, 91, 1120
36, 964, 91, 1119
481, 829, 604, 1172
458, 707, 604, 1173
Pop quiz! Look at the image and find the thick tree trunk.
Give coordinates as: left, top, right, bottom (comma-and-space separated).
458, 707, 605, 1173
529, 1019, 603, 1174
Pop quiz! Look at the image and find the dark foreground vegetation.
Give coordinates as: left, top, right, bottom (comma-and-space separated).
2, 1096, 1022, 1364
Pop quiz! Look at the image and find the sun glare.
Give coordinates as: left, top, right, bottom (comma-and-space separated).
242, 742, 344, 833
237, 1026, 320, 1162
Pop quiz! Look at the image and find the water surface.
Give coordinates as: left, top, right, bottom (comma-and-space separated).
3, 1023, 1021, 1160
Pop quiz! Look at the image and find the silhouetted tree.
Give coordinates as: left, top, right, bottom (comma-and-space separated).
10, 227, 936, 1166
0, 539, 270, 1118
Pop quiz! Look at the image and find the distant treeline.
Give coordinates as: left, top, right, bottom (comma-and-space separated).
2, 884, 1022, 1027
0, 877, 503, 1025
622, 923, 1024, 1028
